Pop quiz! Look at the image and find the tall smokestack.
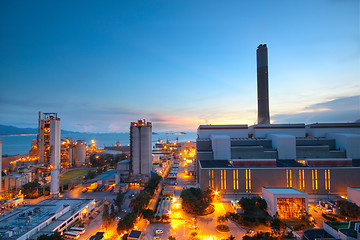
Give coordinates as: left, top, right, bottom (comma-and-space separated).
257, 44, 270, 124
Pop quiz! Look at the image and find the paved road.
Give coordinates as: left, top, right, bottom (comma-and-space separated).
141, 160, 247, 240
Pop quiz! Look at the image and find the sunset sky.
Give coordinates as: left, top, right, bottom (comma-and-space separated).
1, 0, 359, 132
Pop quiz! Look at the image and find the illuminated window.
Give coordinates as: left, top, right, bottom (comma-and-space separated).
277, 198, 306, 219
325, 169, 331, 191
220, 170, 226, 190
302, 170, 305, 190
208, 170, 214, 188
312, 169, 318, 190
233, 170, 236, 190
286, 170, 292, 188
299, 170, 302, 190
246, 169, 251, 193
237, 170, 239, 190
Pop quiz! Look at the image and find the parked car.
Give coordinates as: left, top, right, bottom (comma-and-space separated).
155, 229, 163, 235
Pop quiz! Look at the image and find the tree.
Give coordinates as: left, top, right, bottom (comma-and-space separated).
168, 236, 176, 240
180, 188, 214, 215
37, 232, 63, 240
337, 199, 360, 218
117, 212, 137, 233
270, 217, 282, 234
142, 209, 154, 221
103, 203, 110, 227
228, 235, 236, 240
130, 190, 151, 214
21, 180, 41, 198
114, 191, 125, 212
110, 204, 116, 220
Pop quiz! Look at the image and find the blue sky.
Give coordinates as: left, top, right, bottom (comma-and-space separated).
0, 0, 359, 132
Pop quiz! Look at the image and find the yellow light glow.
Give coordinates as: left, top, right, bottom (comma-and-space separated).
214, 191, 219, 195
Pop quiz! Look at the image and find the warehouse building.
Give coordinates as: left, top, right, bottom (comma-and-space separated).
0, 198, 95, 240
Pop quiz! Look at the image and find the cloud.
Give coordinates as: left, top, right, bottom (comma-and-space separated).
272, 95, 360, 124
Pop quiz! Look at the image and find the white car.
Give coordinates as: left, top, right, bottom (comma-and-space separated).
155, 229, 163, 235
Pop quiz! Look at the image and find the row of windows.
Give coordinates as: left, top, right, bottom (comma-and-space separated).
208, 169, 331, 192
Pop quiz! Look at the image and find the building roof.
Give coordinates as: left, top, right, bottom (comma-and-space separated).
252, 124, 305, 129
199, 160, 233, 169
307, 123, 360, 128
303, 228, 334, 240
198, 125, 248, 130
93, 170, 117, 181
128, 230, 142, 239
0, 198, 94, 240
263, 187, 307, 195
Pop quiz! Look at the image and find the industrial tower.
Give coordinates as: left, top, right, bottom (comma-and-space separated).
256, 44, 271, 124
130, 120, 152, 177
37, 112, 61, 196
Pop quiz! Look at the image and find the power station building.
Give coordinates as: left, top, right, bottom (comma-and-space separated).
195, 44, 360, 200
37, 112, 61, 196
130, 120, 152, 177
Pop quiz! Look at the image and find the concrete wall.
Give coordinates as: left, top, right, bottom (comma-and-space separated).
296, 146, 346, 159
307, 125, 360, 138
197, 151, 213, 161
348, 187, 360, 207
327, 133, 360, 159
267, 134, 296, 160
296, 139, 336, 150
211, 135, 231, 160
198, 125, 248, 139
198, 166, 360, 196
252, 124, 306, 138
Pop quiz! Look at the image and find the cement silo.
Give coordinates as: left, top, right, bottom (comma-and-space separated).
130, 120, 152, 176
74, 140, 86, 167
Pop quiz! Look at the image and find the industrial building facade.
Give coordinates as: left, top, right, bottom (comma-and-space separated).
196, 123, 360, 199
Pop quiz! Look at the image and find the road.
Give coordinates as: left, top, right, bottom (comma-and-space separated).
141, 159, 247, 240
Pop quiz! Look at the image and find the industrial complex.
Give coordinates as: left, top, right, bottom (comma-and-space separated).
195, 45, 360, 203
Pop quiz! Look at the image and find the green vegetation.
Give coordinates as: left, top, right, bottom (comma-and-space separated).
113, 191, 125, 213
142, 209, 155, 221
243, 232, 280, 240
336, 199, 360, 218
21, 180, 42, 198
216, 224, 230, 232
227, 197, 270, 227
180, 187, 214, 215
326, 221, 349, 231
89, 153, 127, 167
130, 173, 162, 215
117, 174, 162, 233
60, 168, 92, 183
103, 203, 110, 227
116, 212, 137, 234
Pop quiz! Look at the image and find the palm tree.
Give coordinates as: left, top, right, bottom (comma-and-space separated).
228, 235, 236, 240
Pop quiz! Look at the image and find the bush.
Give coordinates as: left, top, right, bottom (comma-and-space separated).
180, 187, 214, 215
216, 224, 230, 232
336, 199, 360, 218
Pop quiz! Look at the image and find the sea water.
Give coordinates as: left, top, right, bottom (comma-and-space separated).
0, 132, 197, 156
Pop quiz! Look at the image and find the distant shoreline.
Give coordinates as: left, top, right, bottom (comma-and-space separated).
0, 134, 37, 137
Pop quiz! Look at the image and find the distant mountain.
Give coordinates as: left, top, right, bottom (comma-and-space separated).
0, 124, 77, 136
